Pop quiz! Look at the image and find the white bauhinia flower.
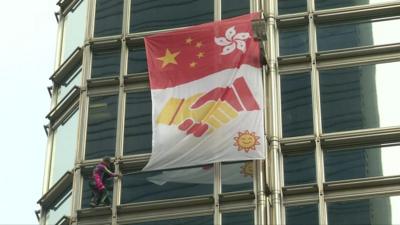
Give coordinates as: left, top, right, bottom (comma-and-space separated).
214, 26, 250, 55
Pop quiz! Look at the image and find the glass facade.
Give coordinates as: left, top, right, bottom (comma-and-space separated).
40, 0, 400, 224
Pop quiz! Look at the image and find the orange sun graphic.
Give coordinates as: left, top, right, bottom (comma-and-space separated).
233, 130, 260, 152
240, 161, 254, 177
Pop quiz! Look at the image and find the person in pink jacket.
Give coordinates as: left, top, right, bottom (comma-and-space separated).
89, 156, 118, 207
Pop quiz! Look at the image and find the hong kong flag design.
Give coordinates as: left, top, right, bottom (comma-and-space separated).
143, 13, 265, 171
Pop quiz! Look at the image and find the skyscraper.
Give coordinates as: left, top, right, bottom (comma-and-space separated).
37, 0, 400, 224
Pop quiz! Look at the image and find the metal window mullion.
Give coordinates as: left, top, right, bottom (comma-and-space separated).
214, 163, 222, 225
214, 0, 221, 21
308, 0, 328, 223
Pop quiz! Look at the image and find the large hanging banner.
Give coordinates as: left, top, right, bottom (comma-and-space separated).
143, 13, 265, 171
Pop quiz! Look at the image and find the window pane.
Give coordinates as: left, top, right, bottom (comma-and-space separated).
130, 0, 213, 33
325, 145, 400, 182
222, 161, 253, 193
221, 0, 249, 19
46, 190, 72, 225
127, 47, 147, 74
283, 151, 316, 186
127, 215, 214, 225
121, 165, 213, 203
85, 95, 118, 160
281, 73, 313, 137
278, 0, 307, 15
91, 48, 121, 79
94, 0, 123, 37
50, 110, 79, 186
328, 196, 400, 225
317, 18, 400, 52
123, 91, 152, 155
222, 211, 254, 225
286, 204, 318, 225
316, 0, 395, 10
320, 62, 400, 133
61, 0, 88, 62
279, 26, 308, 56
56, 66, 82, 104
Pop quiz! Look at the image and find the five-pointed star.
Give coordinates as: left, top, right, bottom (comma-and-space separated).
185, 37, 193, 44
190, 62, 197, 68
196, 42, 203, 48
197, 52, 205, 58
157, 49, 180, 68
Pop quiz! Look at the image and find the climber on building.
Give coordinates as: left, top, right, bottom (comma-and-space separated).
89, 156, 120, 207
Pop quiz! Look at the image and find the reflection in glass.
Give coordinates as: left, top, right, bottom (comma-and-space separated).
278, 0, 307, 15
126, 215, 213, 225
325, 145, 400, 181
46, 190, 72, 225
127, 47, 147, 74
286, 204, 318, 225
283, 151, 316, 186
222, 161, 253, 193
222, 211, 254, 225
316, 0, 394, 10
320, 62, 400, 133
61, 0, 87, 62
123, 91, 152, 155
281, 73, 313, 137
221, 0, 249, 19
279, 26, 308, 55
56, 66, 82, 104
91, 48, 121, 79
317, 19, 400, 52
121, 165, 213, 203
50, 110, 79, 186
327, 196, 400, 225
94, 0, 123, 37
85, 95, 118, 160
130, 0, 213, 33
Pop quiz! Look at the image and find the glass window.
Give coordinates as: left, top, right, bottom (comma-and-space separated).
281, 73, 313, 137
278, 0, 307, 15
61, 0, 88, 62
317, 18, 400, 52
56, 66, 82, 104
327, 195, 400, 225
91, 48, 121, 79
283, 151, 316, 186
85, 95, 118, 160
320, 62, 400, 133
221, 0, 249, 19
50, 110, 79, 186
130, 0, 213, 33
285, 204, 319, 225
123, 91, 152, 155
222, 211, 254, 225
127, 215, 214, 225
81, 165, 115, 208
94, 0, 123, 37
121, 165, 213, 203
279, 26, 309, 56
316, 0, 395, 10
127, 47, 148, 74
45, 190, 72, 225
222, 161, 254, 193
325, 145, 400, 182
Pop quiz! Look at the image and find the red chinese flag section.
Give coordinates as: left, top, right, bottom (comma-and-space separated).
143, 13, 265, 171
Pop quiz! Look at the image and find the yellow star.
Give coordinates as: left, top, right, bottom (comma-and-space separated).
196, 42, 203, 48
185, 37, 193, 44
157, 49, 180, 68
197, 52, 205, 58
190, 62, 197, 68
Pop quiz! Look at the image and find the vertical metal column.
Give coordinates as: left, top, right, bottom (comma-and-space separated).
264, 0, 282, 223
307, 0, 327, 223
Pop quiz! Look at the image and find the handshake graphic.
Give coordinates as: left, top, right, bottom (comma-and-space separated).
157, 77, 260, 137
